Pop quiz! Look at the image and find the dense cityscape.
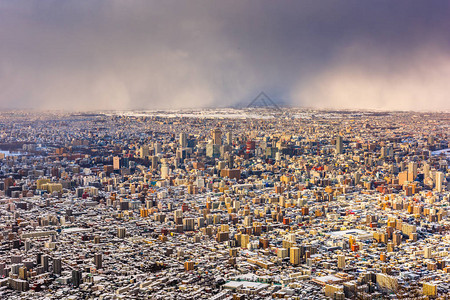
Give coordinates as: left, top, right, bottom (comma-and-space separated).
0, 108, 448, 299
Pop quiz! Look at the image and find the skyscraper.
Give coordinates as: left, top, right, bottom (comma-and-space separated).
53, 257, 62, 275
161, 163, 169, 179
336, 136, 343, 154
72, 269, 82, 287
19, 267, 27, 280
212, 128, 222, 145
139, 145, 149, 159
154, 142, 162, 154
290, 247, 300, 265
113, 156, 121, 170
226, 132, 232, 145
94, 253, 102, 270
180, 133, 187, 148
41, 255, 49, 272
151, 156, 158, 170
424, 246, 432, 258
408, 162, 418, 181
338, 255, 345, 269
436, 171, 444, 192
117, 227, 126, 238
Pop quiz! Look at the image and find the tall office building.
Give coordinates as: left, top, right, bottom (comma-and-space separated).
197, 217, 205, 228
290, 247, 300, 265
381, 145, 393, 157
336, 136, 343, 154
182, 218, 195, 231
408, 162, 418, 181
41, 255, 49, 272
19, 267, 27, 280
355, 172, 361, 185
184, 261, 194, 271
393, 231, 402, 246
53, 257, 61, 275
154, 142, 162, 154
161, 163, 169, 179
139, 145, 149, 159
36, 253, 42, 265
206, 143, 220, 158
174, 209, 183, 221
113, 156, 121, 170
338, 255, 345, 269
436, 171, 444, 192
241, 234, 249, 249
151, 156, 158, 170
94, 253, 102, 270
72, 269, 82, 287
212, 128, 222, 145
424, 246, 432, 259
226, 132, 233, 145
423, 163, 430, 178
24, 240, 31, 251
180, 133, 187, 148
117, 227, 126, 239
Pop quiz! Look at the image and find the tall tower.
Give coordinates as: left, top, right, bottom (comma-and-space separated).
139, 145, 149, 159
53, 257, 62, 275
212, 128, 222, 145
180, 133, 187, 148
41, 255, 49, 272
338, 255, 345, 269
226, 132, 233, 145
161, 162, 170, 179
436, 171, 444, 192
154, 142, 162, 154
336, 136, 343, 154
117, 227, 126, 238
290, 247, 300, 265
94, 253, 102, 270
423, 163, 430, 178
408, 162, 418, 181
113, 157, 121, 170
424, 246, 432, 258
151, 156, 158, 170
72, 269, 82, 287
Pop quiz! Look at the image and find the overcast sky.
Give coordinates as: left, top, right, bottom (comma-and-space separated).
1, 0, 450, 111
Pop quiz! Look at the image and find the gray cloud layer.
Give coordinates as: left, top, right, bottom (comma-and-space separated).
1, 0, 449, 110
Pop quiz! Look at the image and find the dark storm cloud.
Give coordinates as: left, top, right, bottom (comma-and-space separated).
0, 0, 449, 110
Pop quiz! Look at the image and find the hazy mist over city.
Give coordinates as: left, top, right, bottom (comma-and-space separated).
1, 0, 450, 111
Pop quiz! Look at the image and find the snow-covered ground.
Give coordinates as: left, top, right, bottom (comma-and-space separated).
105, 108, 277, 119
431, 148, 450, 159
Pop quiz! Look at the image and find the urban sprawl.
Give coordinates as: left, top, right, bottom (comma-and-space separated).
0, 108, 449, 299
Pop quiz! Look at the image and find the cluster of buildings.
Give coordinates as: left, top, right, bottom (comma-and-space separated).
0, 108, 449, 299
